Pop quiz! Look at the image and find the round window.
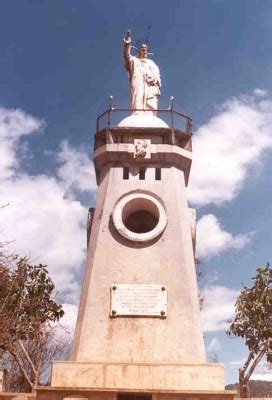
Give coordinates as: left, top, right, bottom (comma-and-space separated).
112, 192, 167, 242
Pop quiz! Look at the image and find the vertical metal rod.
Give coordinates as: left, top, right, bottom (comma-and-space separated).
109, 95, 114, 109
169, 96, 174, 128
188, 117, 192, 135
170, 96, 174, 110
96, 113, 99, 133
108, 96, 114, 127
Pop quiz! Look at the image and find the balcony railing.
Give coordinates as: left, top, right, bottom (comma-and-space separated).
96, 97, 192, 135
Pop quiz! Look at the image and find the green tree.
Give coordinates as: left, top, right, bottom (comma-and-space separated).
227, 263, 272, 398
0, 256, 65, 391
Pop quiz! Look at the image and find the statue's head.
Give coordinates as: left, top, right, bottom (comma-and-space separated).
136, 40, 150, 59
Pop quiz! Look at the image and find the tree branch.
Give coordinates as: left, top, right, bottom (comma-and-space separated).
10, 348, 33, 389
18, 340, 37, 375
34, 349, 45, 387
244, 344, 267, 383
240, 349, 255, 375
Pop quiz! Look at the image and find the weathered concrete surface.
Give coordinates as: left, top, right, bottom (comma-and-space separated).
118, 114, 168, 128
0, 394, 35, 400
8, 393, 269, 400
70, 163, 205, 365
93, 143, 192, 186
49, 123, 229, 395
51, 362, 225, 391
34, 387, 237, 400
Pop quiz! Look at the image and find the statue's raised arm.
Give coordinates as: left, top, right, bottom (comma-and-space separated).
123, 29, 132, 72
122, 29, 161, 115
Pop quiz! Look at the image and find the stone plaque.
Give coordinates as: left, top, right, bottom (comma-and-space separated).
110, 284, 167, 317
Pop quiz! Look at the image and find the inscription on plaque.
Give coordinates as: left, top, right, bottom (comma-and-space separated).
110, 284, 167, 317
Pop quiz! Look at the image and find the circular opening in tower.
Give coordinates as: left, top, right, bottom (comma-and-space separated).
122, 198, 159, 233
112, 192, 167, 243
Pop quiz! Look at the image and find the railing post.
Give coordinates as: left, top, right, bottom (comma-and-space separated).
108, 95, 114, 127
169, 96, 174, 128
96, 113, 99, 133
187, 117, 192, 135
109, 95, 114, 110
169, 96, 174, 111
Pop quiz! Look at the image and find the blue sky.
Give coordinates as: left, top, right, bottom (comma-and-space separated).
1, 0, 272, 385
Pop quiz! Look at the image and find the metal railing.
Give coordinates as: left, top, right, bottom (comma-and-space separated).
96, 96, 192, 135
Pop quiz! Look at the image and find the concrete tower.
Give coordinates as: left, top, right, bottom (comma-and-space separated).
37, 31, 235, 400
71, 114, 205, 366
46, 113, 230, 395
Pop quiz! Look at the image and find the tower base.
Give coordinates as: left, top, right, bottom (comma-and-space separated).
36, 386, 236, 400
47, 361, 228, 391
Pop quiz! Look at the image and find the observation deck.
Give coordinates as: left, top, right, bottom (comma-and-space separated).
94, 100, 193, 152
93, 102, 193, 187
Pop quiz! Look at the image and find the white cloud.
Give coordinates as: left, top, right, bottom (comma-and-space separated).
1, 176, 86, 301
207, 337, 221, 353
251, 360, 272, 381
228, 357, 272, 381
61, 303, 78, 334
197, 214, 252, 259
0, 107, 44, 180
206, 269, 219, 284
254, 88, 268, 98
188, 94, 272, 206
251, 372, 272, 381
229, 359, 246, 368
57, 140, 96, 193
0, 107, 95, 303
201, 285, 238, 332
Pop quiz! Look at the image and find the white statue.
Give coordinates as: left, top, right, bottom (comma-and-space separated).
123, 29, 161, 115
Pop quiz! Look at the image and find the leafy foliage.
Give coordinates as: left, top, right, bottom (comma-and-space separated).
0, 256, 65, 391
227, 264, 272, 360
227, 263, 272, 397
